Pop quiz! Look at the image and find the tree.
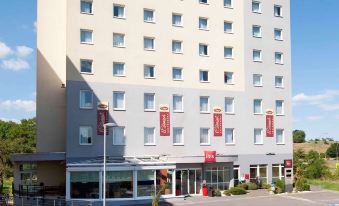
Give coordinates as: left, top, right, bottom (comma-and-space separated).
326, 143, 339, 159
293, 130, 306, 143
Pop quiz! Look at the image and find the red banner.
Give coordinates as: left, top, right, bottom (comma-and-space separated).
284, 159, 293, 168
213, 107, 223, 136
266, 110, 274, 137
97, 102, 109, 135
159, 104, 170, 136
204, 151, 216, 163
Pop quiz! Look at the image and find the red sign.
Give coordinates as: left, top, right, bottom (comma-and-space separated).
97, 102, 109, 135
204, 151, 216, 163
284, 159, 293, 168
244, 174, 250, 180
159, 104, 170, 136
266, 110, 274, 137
213, 107, 223, 136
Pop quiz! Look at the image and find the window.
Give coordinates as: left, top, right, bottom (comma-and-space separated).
200, 70, 209, 82
113, 91, 125, 110
252, 25, 262, 38
172, 67, 183, 80
224, 72, 234, 84
113, 33, 125, 47
252, 1, 261, 13
224, 0, 233, 8
276, 129, 284, 144
275, 76, 284, 88
224, 21, 233, 33
199, 44, 209, 56
253, 50, 262, 62
275, 52, 283, 64
172, 40, 183, 53
173, 95, 183, 112
276, 100, 284, 115
80, 30, 93, 44
250, 165, 268, 183
253, 99, 262, 114
274, 5, 282, 17
144, 9, 155, 22
106, 171, 133, 198
144, 127, 155, 145
79, 126, 92, 145
253, 74, 263, 87
225, 97, 234, 114
172, 13, 183, 26
113, 4, 125, 18
274, 29, 283, 40
173, 128, 184, 145
200, 128, 210, 145
254, 129, 263, 144
200, 96, 210, 113
70, 172, 99, 199
144, 93, 155, 111
225, 128, 235, 144
144, 37, 155, 50
272, 164, 285, 183
199, 0, 208, 4
81, 1, 92, 14
113, 127, 125, 145
199, 17, 208, 30
80, 59, 93, 73
144, 65, 155, 78
80, 90, 93, 109
113, 62, 125, 76
224, 47, 233, 59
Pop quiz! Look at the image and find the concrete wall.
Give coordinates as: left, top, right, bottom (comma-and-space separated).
37, 161, 66, 187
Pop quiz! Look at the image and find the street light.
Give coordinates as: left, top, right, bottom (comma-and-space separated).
103, 123, 117, 206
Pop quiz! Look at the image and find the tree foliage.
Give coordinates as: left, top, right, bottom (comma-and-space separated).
326, 143, 339, 159
293, 130, 306, 143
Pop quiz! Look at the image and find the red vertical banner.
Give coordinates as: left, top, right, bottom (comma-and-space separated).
213, 107, 223, 136
97, 102, 109, 135
159, 104, 170, 136
204, 151, 216, 163
266, 109, 274, 137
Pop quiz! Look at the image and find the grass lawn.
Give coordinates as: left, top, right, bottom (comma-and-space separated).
308, 179, 339, 192
2, 178, 13, 195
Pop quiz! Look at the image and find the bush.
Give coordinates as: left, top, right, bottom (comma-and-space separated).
326, 143, 339, 158
261, 183, 271, 189
226, 187, 247, 195
237, 183, 248, 190
247, 182, 258, 190
275, 179, 285, 193
213, 189, 222, 197
224, 190, 231, 196
293, 130, 306, 143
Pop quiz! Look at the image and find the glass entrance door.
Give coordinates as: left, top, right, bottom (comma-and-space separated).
175, 169, 202, 196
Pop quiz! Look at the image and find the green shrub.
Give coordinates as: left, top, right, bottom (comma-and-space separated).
261, 183, 271, 189
237, 183, 248, 190
247, 182, 258, 190
227, 187, 247, 195
224, 190, 231, 196
275, 179, 285, 193
213, 189, 222, 197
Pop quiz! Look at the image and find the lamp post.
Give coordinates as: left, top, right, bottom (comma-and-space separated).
103, 123, 117, 206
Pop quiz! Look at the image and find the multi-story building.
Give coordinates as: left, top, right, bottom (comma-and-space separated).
12, 0, 292, 203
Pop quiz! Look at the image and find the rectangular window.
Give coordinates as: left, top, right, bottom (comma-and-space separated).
224, 72, 234, 84
253, 50, 262, 62
274, 5, 282, 17
275, 76, 284, 88
173, 128, 184, 145
113, 5, 125, 18
172, 40, 183, 53
80, 90, 93, 109
113, 91, 125, 110
113, 62, 125, 76
225, 128, 235, 144
254, 129, 263, 144
80, 30, 93, 44
144, 127, 155, 145
224, 21, 233, 33
144, 37, 155, 50
275, 52, 283, 64
144, 65, 155, 78
199, 70, 209, 82
200, 128, 210, 145
199, 44, 209, 56
224, 0, 233, 8
80, 59, 93, 73
224, 47, 233, 59
79, 126, 92, 145
172, 67, 183, 80
144, 93, 155, 111
81, 1, 92, 14
113, 33, 125, 47
172, 13, 183, 26
144, 9, 155, 22
113, 127, 125, 145
276, 100, 284, 115
274, 29, 283, 40
199, 17, 208, 30
253, 99, 262, 114
225, 97, 234, 114
200, 96, 210, 113
252, 1, 261, 13
252, 25, 262, 38
199, 0, 208, 4
253, 74, 263, 87
173, 95, 183, 112
276, 129, 284, 144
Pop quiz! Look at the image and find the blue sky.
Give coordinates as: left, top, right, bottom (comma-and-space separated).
0, 0, 338, 140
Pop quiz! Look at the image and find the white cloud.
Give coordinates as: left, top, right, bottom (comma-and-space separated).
0, 117, 20, 123
293, 90, 339, 105
34, 21, 37, 32
16, 46, 33, 57
0, 58, 30, 71
0, 42, 13, 59
0, 100, 36, 112
306, 116, 323, 121
319, 104, 339, 111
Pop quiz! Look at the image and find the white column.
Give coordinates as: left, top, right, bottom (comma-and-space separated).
99, 170, 103, 200
66, 170, 71, 200
133, 170, 138, 199
172, 170, 176, 197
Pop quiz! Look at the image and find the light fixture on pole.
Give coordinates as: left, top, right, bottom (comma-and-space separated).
103, 123, 117, 206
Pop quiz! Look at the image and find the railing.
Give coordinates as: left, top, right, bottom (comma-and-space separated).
11, 197, 107, 206
14, 185, 65, 197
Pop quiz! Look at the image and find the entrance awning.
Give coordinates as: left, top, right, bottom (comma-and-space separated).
11, 152, 66, 162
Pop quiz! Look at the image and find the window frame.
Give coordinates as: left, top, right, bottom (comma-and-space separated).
80, 29, 93, 45
199, 70, 210, 83
172, 13, 183, 27
113, 91, 126, 111
173, 94, 184, 113
144, 64, 155, 79
144, 127, 156, 146
79, 126, 93, 146
225, 97, 235, 114
80, 59, 94, 74
254, 128, 264, 145
113, 62, 126, 77
173, 127, 184, 146
200, 128, 211, 146
79, 90, 93, 109
253, 99, 263, 115
200, 96, 210, 113
143, 8, 155, 23
80, 0, 93, 15
113, 4, 125, 19
253, 74, 263, 87
144, 93, 156, 112
172, 67, 184, 81
253, 49, 262, 62
113, 33, 126, 48
113, 126, 126, 146
144, 37, 155, 51
172, 40, 183, 54
276, 129, 285, 145
225, 128, 235, 145
252, 1, 262, 14
276, 100, 285, 116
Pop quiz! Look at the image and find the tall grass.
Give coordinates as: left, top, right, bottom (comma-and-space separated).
308, 179, 339, 191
